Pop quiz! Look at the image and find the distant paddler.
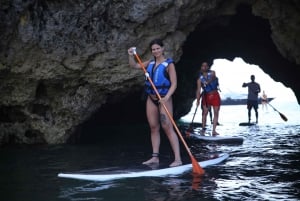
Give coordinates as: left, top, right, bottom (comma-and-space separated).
242, 75, 261, 123
196, 62, 221, 136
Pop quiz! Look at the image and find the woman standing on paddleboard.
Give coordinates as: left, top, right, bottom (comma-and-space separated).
196, 62, 221, 136
127, 39, 182, 167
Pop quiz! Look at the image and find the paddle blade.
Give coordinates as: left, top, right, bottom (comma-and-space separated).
192, 174, 203, 190
191, 157, 205, 175
279, 112, 288, 121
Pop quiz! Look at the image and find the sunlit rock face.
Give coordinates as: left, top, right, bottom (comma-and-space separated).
0, 0, 299, 145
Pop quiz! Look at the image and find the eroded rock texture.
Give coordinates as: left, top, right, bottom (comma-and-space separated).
0, 0, 299, 145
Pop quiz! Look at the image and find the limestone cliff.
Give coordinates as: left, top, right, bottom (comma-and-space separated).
0, 0, 299, 145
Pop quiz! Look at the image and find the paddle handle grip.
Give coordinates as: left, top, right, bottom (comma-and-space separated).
132, 47, 137, 55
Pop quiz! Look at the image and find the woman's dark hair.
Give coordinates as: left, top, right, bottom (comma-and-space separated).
198, 61, 211, 75
149, 38, 164, 50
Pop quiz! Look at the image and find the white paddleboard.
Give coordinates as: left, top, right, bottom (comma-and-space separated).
189, 132, 244, 143
58, 153, 229, 181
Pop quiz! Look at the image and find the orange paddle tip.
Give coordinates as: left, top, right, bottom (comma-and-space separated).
191, 157, 205, 175
192, 166, 205, 175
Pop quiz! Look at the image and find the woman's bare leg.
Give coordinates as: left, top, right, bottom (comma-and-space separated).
212, 105, 220, 135
159, 98, 182, 167
142, 97, 160, 165
201, 105, 209, 135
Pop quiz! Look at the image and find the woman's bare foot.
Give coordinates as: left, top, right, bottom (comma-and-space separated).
212, 131, 219, 136
169, 160, 182, 167
142, 157, 159, 165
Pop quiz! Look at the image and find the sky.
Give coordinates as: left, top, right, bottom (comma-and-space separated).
210, 57, 297, 103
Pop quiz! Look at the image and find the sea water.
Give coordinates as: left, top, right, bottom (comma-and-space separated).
0, 101, 299, 201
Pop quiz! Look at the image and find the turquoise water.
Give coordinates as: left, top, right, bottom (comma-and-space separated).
0, 102, 299, 201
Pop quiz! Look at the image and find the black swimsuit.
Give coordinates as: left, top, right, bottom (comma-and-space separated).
149, 96, 160, 107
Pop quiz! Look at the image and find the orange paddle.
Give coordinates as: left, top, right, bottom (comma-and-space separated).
132, 48, 205, 175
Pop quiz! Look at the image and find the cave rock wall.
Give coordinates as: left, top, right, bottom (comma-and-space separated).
0, 0, 299, 145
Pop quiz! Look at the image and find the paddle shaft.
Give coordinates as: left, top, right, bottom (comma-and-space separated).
189, 104, 199, 128
187, 95, 202, 131
267, 102, 278, 111
132, 49, 204, 174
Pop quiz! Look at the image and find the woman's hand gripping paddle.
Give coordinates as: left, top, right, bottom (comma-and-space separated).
132, 47, 205, 175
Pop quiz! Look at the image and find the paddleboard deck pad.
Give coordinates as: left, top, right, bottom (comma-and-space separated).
188, 132, 244, 144
58, 153, 229, 181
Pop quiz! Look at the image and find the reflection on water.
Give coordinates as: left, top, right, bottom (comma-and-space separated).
0, 103, 299, 201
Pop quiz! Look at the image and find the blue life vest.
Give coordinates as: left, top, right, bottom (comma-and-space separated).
145, 58, 173, 95
199, 70, 219, 93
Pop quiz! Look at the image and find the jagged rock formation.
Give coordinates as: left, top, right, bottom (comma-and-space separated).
0, 0, 299, 145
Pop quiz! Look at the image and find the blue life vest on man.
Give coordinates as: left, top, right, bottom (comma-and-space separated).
199, 70, 219, 93
145, 58, 173, 95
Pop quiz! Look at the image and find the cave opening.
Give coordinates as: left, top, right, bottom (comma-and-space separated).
174, 4, 298, 116
177, 4, 282, 70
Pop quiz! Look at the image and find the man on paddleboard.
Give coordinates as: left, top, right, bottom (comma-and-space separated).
242, 75, 261, 123
196, 62, 221, 136
128, 39, 182, 167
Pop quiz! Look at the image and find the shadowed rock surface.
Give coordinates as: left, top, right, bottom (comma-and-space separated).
0, 0, 299, 145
